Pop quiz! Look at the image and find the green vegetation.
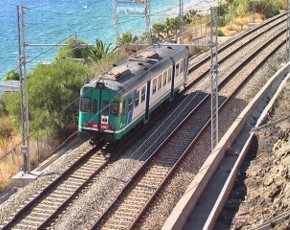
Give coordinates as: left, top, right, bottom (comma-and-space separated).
3, 70, 19, 81
56, 38, 116, 64
0, 0, 286, 148
218, 0, 284, 24
5, 60, 91, 138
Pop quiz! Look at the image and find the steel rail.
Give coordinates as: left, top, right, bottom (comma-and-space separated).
203, 58, 290, 230
130, 26, 288, 230
1, 13, 286, 230
185, 14, 286, 89
89, 19, 287, 230
1, 141, 107, 229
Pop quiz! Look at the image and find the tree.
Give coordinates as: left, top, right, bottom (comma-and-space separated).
164, 18, 173, 39
6, 60, 92, 138
55, 38, 91, 61
118, 32, 138, 46
183, 9, 198, 24
256, 0, 280, 18
3, 70, 19, 81
171, 17, 181, 38
152, 22, 166, 42
88, 39, 117, 62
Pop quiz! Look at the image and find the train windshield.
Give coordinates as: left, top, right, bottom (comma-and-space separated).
92, 99, 98, 114
102, 100, 109, 115
80, 97, 91, 112
111, 101, 119, 115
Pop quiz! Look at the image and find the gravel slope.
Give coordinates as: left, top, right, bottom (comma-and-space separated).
219, 75, 290, 229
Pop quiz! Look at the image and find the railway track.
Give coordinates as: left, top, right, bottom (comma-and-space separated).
85, 14, 288, 230
1, 141, 111, 229
0, 13, 287, 230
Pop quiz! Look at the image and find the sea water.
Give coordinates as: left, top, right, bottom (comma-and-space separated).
0, 0, 206, 82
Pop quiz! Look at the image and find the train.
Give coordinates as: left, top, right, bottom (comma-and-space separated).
78, 44, 189, 142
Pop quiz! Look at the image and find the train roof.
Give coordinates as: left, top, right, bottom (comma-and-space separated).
82, 45, 189, 94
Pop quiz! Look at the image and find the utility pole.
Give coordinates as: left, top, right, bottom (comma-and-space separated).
17, 4, 31, 173
252, 0, 256, 23
179, 0, 184, 43
210, 6, 219, 152
145, 0, 152, 45
113, 0, 120, 44
288, 0, 290, 61
16, 5, 92, 174
113, 0, 151, 45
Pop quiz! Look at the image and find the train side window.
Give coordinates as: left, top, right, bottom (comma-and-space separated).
175, 64, 180, 78
80, 98, 91, 112
92, 99, 98, 114
168, 68, 172, 82
152, 78, 157, 94
102, 100, 109, 115
128, 96, 133, 112
141, 86, 146, 102
163, 72, 167, 86
135, 90, 140, 107
158, 75, 162, 90
111, 101, 119, 115
119, 101, 125, 116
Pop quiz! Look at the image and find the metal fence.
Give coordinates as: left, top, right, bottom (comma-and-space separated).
184, 22, 211, 46
0, 132, 57, 189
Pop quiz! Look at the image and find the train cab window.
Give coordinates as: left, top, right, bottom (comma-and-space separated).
163, 72, 167, 86
141, 86, 146, 103
128, 96, 133, 112
175, 64, 180, 78
92, 99, 98, 114
180, 60, 184, 75
152, 78, 157, 94
168, 68, 172, 82
158, 75, 162, 90
135, 90, 140, 107
111, 101, 119, 115
102, 100, 109, 115
80, 98, 91, 112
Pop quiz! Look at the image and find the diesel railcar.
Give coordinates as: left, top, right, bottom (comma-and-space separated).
78, 45, 189, 142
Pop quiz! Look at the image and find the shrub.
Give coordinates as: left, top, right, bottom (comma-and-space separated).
6, 60, 92, 140
256, 0, 280, 18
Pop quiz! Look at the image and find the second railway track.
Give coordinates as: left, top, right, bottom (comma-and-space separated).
0, 13, 288, 230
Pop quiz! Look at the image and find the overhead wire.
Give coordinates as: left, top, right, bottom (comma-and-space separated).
1, 0, 215, 157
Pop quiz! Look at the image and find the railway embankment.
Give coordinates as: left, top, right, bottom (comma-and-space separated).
162, 63, 290, 229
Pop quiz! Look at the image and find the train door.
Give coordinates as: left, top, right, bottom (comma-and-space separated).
170, 66, 175, 100
99, 89, 114, 130
144, 81, 151, 122
119, 99, 126, 129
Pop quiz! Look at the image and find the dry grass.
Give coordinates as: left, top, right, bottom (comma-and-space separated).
220, 13, 265, 36
0, 151, 22, 192
0, 116, 56, 191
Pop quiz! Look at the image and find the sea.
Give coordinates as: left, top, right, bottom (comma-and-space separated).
0, 0, 212, 83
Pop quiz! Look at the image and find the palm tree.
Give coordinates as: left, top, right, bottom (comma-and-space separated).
89, 39, 116, 62
164, 18, 172, 39
55, 38, 91, 61
171, 17, 181, 37
118, 32, 138, 46
152, 22, 166, 42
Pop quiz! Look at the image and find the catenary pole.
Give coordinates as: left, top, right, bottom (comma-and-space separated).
210, 6, 219, 152
288, 0, 290, 61
113, 0, 120, 44
179, 0, 184, 43
17, 4, 31, 173
145, 0, 152, 45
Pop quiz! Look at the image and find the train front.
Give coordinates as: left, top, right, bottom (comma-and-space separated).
78, 79, 124, 142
